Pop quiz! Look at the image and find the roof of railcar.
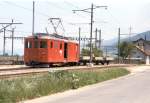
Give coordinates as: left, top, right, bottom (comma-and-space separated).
25, 33, 78, 44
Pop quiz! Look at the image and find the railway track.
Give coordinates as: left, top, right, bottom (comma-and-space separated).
0, 64, 135, 78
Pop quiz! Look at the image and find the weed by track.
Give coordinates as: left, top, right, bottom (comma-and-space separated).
0, 68, 129, 103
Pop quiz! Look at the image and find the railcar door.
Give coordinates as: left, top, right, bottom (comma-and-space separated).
64, 43, 68, 59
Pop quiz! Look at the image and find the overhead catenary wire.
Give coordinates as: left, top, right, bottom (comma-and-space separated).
0, 1, 91, 55
64, 1, 110, 29
1, 1, 108, 34
64, 1, 89, 18
106, 9, 120, 26
46, 1, 90, 26
2, 1, 117, 28
44, 1, 91, 36
2, 1, 53, 34
46, 1, 89, 19
2, 1, 110, 34
45, 1, 89, 24
3, 1, 50, 18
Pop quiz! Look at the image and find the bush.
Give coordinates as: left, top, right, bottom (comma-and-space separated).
0, 68, 129, 103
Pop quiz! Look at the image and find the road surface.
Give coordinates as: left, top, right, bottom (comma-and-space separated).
25, 66, 150, 103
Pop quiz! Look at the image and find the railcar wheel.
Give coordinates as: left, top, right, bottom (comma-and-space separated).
100, 61, 104, 65
74, 62, 79, 66
83, 62, 86, 65
106, 61, 109, 65
77, 62, 80, 66
95, 62, 99, 65
49, 64, 52, 68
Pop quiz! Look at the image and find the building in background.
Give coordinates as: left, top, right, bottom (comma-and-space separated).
132, 38, 150, 65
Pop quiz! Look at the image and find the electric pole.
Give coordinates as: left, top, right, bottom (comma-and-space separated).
129, 26, 132, 42
3, 28, 6, 56
99, 29, 101, 49
32, 1, 35, 35
84, 36, 86, 48
118, 27, 135, 64
11, 28, 15, 56
118, 28, 120, 64
95, 28, 97, 48
73, 4, 107, 66
145, 33, 147, 41
79, 27, 81, 56
90, 3, 94, 64
0, 19, 22, 55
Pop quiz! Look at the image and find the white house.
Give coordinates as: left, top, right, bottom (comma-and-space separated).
132, 38, 150, 65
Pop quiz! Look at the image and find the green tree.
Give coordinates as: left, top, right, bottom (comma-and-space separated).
92, 47, 103, 57
81, 48, 90, 56
81, 43, 103, 57
118, 41, 134, 59
4, 53, 9, 56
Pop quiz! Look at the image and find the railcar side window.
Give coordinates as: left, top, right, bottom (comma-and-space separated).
60, 43, 62, 49
25, 41, 28, 48
76, 44, 78, 58
25, 40, 32, 48
54, 41, 58, 48
40, 41, 47, 48
34, 41, 38, 48
50, 41, 53, 48
29, 41, 32, 48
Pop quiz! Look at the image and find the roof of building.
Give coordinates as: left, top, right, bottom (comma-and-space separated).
133, 38, 150, 44
135, 46, 150, 56
132, 38, 150, 56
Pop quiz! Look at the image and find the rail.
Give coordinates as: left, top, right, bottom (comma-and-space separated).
0, 64, 135, 78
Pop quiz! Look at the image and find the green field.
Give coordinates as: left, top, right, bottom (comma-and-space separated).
0, 68, 130, 103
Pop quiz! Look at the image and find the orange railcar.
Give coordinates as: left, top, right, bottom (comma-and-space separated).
24, 33, 79, 66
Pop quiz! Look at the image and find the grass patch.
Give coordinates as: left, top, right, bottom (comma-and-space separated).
0, 68, 129, 103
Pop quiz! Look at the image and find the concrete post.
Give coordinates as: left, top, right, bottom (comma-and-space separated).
146, 55, 150, 65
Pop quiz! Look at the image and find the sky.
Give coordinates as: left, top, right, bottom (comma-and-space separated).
0, 0, 150, 55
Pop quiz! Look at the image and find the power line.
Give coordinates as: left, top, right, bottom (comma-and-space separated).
64, 1, 80, 9
45, 1, 89, 22
3, 1, 32, 11
68, 22, 90, 25
0, 19, 22, 55
64, 1, 109, 25
13, 30, 31, 34
32, 1, 35, 35
73, 4, 107, 65
44, 1, 84, 27
46, 1, 67, 12
45, 1, 84, 24
106, 9, 120, 25
63, 1, 90, 19
3, 1, 50, 18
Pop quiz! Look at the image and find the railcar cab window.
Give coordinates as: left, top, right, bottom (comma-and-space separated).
60, 43, 62, 49
25, 40, 32, 48
40, 41, 47, 48
54, 41, 58, 48
34, 41, 38, 48
25, 41, 28, 48
50, 41, 53, 48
